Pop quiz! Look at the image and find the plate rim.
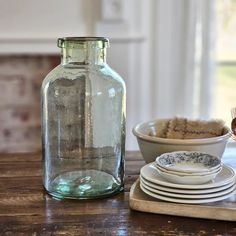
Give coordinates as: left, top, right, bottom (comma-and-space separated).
140, 183, 236, 204
140, 162, 236, 189
140, 180, 236, 199
140, 175, 235, 194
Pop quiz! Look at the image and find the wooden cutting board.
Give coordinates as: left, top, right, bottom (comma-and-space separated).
129, 178, 236, 221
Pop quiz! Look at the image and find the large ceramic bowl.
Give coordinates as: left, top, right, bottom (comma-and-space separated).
132, 119, 231, 163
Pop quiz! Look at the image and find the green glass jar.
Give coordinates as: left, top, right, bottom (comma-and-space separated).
41, 37, 126, 199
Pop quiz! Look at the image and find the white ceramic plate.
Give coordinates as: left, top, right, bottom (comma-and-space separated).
140, 175, 235, 194
140, 183, 236, 204
140, 162, 236, 189
140, 180, 236, 199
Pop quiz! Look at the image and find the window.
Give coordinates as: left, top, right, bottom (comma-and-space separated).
214, 0, 236, 126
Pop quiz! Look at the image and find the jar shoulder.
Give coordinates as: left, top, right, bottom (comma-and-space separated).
101, 64, 125, 89
41, 65, 62, 89
41, 64, 125, 90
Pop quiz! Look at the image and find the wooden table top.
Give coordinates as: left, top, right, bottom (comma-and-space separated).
1, 151, 236, 235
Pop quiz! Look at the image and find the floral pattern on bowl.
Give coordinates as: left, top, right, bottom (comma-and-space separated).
155, 151, 221, 173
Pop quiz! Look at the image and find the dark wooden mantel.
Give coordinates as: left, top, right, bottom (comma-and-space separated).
0, 151, 236, 235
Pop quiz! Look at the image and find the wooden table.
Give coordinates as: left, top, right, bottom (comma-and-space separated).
1, 151, 236, 235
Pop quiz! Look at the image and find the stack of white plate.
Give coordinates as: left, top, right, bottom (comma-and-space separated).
140, 162, 236, 204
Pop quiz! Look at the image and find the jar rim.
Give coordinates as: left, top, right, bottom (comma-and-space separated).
58, 37, 109, 49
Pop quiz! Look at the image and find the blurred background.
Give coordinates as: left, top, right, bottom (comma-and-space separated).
0, 0, 235, 152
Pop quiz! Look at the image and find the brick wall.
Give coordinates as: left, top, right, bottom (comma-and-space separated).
0, 55, 60, 153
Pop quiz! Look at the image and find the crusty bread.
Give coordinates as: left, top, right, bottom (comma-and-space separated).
149, 117, 225, 139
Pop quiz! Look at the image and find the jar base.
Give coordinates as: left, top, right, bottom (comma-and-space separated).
45, 170, 123, 199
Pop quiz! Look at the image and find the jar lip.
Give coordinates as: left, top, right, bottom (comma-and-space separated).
58, 37, 109, 49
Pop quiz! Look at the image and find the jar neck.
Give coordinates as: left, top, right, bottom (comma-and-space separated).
61, 47, 106, 66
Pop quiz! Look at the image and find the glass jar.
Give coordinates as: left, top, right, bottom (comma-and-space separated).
41, 37, 126, 199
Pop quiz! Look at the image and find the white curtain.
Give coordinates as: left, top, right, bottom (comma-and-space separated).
96, 0, 216, 150
151, 0, 215, 119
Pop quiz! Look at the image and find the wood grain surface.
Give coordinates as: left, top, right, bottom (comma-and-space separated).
130, 179, 236, 221
1, 151, 236, 236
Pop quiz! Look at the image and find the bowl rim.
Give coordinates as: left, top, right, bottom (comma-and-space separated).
132, 119, 232, 144
154, 162, 222, 176
155, 151, 221, 173
158, 166, 221, 179
157, 168, 219, 185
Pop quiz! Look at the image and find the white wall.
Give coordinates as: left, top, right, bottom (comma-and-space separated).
0, 0, 151, 149
0, 0, 100, 53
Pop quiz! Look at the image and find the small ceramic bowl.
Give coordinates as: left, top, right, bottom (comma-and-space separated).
132, 119, 231, 163
155, 151, 221, 173
156, 166, 221, 185
154, 162, 222, 176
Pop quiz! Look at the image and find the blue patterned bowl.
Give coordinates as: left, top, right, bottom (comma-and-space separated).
155, 151, 221, 173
